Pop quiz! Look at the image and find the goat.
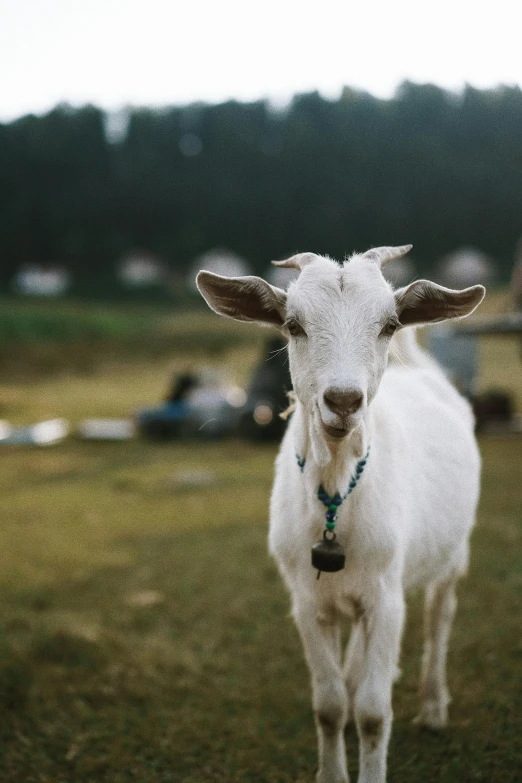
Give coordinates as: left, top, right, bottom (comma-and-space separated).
197, 245, 485, 783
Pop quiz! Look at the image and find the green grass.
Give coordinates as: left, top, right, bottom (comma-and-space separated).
0, 298, 519, 781
0, 298, 155, 341
0, 436, 519, 782
0, 298, 261, 379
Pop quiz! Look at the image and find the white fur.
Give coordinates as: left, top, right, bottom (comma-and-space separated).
197, 249, 485, 783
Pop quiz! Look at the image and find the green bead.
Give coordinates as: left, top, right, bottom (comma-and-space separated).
328, 504, 338, 512
325, 520, 336, 531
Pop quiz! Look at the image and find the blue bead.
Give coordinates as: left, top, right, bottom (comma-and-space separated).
333, 494, 342, 505
349, 480, 357, 488
325, 510, 337, 522
359, 459, 366, 466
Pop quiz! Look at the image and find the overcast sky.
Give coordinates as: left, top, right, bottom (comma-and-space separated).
1, 0, 521, 122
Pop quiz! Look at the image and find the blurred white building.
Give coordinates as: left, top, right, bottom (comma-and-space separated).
438, 247, 494, 288
266, 260, 299, 290
188, 248, 250, 290
118, 252, 165, 288
381, 255, 417, 289
13, 265, 70, 296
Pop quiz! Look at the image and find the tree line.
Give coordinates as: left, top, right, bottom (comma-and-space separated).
1, 81, 521, 292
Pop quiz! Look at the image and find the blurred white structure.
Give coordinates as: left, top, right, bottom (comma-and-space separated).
118, 252, 164, 288
189, 248, 250, 290
267, 262, 299, 290
78, 419, 136, 440
3, 418, 69, 446
381, 255, 417, 288
14, 265, 70, 296
0, 421, 12, 441
438, 247, 494, 288
104, 107, 130, 144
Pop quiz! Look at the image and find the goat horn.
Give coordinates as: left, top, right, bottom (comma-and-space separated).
360, 245, 413, 267
271, 252, 319, 271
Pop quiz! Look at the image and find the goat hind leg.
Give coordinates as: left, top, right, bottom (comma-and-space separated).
415, 575, 459, 729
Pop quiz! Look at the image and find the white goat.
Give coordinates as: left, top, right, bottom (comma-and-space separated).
197, 245, 485, 783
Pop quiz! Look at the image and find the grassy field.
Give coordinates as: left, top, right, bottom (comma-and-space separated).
0, 297, 260, 380
0, 298, 520, 782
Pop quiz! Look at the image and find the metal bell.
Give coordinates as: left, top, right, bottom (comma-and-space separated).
311, 531, 345, 573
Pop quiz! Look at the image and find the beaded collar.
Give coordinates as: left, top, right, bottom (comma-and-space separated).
317, 447, 369, 529
296, 446, 370, 577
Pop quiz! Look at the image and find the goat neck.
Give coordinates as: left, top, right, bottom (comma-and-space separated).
295, 399, 372, 499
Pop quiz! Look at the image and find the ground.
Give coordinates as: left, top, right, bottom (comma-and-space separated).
0, 298, 519, 782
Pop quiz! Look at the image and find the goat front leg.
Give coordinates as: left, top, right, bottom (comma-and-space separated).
343, 621, 366, 728
353, 587, 404, 783
293, 603, 349, 783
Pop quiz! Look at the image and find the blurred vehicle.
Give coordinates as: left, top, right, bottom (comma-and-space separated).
136, 337, 292, 441
472, 390, 514, 433
136, 369, 245, 439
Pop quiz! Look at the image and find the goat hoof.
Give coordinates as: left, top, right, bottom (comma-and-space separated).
413, 700, 448, 730
316, 773, 349, 783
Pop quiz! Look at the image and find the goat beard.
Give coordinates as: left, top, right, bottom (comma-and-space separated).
311, 404, 334, 467
309, 404, 369, 468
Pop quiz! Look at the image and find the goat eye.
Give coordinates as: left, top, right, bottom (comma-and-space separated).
286, 319, 305, 337
381, 319, 399, 337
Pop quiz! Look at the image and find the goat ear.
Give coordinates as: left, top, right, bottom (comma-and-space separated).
196, 271, 287, 327
395, 280, 485, 326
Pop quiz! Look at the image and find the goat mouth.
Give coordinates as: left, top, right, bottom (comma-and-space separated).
321, 422, 349, 440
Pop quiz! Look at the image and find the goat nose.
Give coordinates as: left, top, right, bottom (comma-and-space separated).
323, 387, 364, 415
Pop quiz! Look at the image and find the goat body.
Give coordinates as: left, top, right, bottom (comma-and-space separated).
270, 337, 479, 782
197, 246, 484, 783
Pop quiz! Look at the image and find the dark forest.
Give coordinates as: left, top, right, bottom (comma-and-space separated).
1, 81, 521, 290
